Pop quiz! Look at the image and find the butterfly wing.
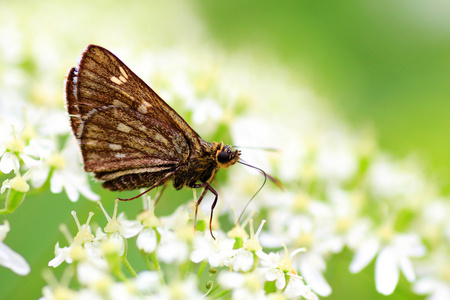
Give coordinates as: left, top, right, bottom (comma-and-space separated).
66, 44, 201, 146
65, 45, 201, 189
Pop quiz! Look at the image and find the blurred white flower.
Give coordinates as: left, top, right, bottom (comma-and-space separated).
156, 228, 189, 264
33, 138, 99, 202
350, 232, 426, 295
133, 271, 160, 293
150, 277, 204, 300
284, 275, 319, 300
0, 220, 30, 275
295, 251, 332, 297
412, 247, 450, 300
76, 261, 113, 292
190, 231, 236, 267
218, 271, 267, 300
136, 228, 158, 254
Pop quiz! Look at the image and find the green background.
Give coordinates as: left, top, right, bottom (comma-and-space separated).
2, 0, 448, 299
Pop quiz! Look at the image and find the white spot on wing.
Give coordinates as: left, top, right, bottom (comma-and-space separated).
110, 76, 123, 85
115, 153, 126, 158
119, 67, 129, 79
137, 104, 148, 114
117, 123, 131, 133
113, 99, 127, 107
109, 144, 122, 150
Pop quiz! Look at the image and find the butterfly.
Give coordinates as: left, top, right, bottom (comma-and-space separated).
65, 45, 243, 235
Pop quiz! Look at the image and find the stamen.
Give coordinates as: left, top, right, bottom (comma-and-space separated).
97, 201, 111, 221
71, 211, 81, 230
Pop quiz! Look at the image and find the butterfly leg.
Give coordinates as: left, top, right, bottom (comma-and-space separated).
117, 172, 174, 201
192, 182, 218, 239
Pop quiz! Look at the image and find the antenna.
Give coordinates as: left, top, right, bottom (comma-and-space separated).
232, 145, 280, 152
236, 159, 283, 224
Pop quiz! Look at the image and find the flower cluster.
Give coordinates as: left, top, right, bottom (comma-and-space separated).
41, 197, 317, 300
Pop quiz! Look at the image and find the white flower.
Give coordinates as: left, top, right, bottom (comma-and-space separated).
261, 213, 333, 297
0, 125, 40, 174
295, 251, 332, 297
134, 271, 160, 293
48, 211, 107, 269
151, 277, 204, 300
350, 232, 426, 295
107, 282, 140, 300
367, 155, 426, 201
0, 151, 20, 174
48, 242, 73, 267
315, 131, 357, 183
412, 247, 450, 300
156, 228, 189, 264
218, 271, 267, 300
98, 200, 143, 255
0, 220, 30, 275
258, 246, 306, 291
413, 276, 450, 300
136, 228, 158, 253
77, 260, 113, 290
228, 219, 265, 272
192, 98, 223, 125
33, 139, 98, 202
74, 289, 103, 300
136, 196, 161, 254
284, 275, 318, 300
190, 231, 236, 267
39, 285, 76, 300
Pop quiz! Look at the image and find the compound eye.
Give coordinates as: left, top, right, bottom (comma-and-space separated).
217, 151, 230, 163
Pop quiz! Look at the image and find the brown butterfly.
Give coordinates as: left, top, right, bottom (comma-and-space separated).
65, 45, 245, 234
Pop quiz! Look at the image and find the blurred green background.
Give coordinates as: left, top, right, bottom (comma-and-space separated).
2, 0, 449, 299
196, 1, 450, 187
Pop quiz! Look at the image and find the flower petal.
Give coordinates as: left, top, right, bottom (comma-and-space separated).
0, 152, 18, 174
299, 254, 331, 296
399, 256, 415, 282
0, 242, 30, 275
136, 228, 157, 253
375, 246, 399, 295
349, 237, 380, 273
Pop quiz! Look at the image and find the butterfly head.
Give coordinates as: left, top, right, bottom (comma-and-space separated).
214, 142, 241, 169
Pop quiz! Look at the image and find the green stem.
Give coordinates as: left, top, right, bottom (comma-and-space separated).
182, 260, 193, 279
210, 289, 230, 299
149, 252, 165, 285
197, 260, 207, 279
141, 251, 153, 270
122, 256, 137, 277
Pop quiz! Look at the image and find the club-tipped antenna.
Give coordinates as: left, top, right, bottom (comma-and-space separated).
236, 159, 283, 224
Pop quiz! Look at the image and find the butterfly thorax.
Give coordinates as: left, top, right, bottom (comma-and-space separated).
172, 141, 241, 190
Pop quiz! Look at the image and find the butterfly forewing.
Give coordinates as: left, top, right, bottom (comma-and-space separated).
70, 45, 201, 147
